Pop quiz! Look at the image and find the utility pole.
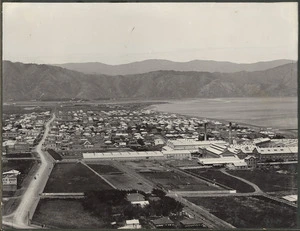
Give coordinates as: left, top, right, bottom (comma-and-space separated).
28, 210, 30, 225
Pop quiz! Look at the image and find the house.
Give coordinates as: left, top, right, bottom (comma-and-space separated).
118, 219, 141, 229
151, 217, 175, 228
3, 170, 20, 191
127, 193, 149, 207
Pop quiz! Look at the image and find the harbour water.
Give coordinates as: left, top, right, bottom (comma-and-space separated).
152, 97, 298, 130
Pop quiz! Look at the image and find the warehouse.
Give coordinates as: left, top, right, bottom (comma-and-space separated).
254, 147, 298, 162
198, 156, 247, 168
83, 150, 192, 161
166, 139, 228, 150
162, 150, 191, 159
83, 151, 165, 160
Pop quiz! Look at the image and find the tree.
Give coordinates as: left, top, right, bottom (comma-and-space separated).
151, 188, 166, 198
137, 138, 145, 146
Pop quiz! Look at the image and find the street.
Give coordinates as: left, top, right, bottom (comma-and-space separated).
2, 113, 56, 229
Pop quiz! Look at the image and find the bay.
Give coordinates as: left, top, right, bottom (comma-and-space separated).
152, 97, 298, 130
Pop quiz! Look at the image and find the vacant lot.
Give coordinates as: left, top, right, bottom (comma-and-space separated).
186, 196, 297, 228
140, 171, 221, 191
229, 167, 297, 192
187, 169, 255, 193
2, 159, 37, 186
102, 173, 152, 192
123, 160, 168, 172
88, 164, 122, 174
44, 163, 113, 193
33, 199, 107, 229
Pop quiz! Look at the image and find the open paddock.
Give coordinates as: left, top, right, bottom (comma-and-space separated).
123, 160, 168, 172
140, 170, 221, 191
187, 169, 255, 193
32, 199, 107, 229
185, 196, 297, 228
87, 163, 122, 174
165, 159, 199, 167
229, 165, 297, 192
43, 163, 113, 193
102, 173, 152, 192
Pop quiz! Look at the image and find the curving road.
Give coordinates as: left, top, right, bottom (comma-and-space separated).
220, 169, 263, 193
2, 113, 56, 229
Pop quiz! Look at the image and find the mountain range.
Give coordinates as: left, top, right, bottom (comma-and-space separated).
55, 59, 295, 76
3, 60, 297, 101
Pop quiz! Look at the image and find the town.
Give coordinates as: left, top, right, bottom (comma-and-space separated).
2, 102, 298, 229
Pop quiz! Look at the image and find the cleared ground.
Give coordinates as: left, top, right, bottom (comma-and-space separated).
229, 164, 297, 192
165, 159, 199, 167
140, 171, 221, 191
186, 196, 297, 228
123, 160, 168, 171
87, 163, 122, 174
32, 199, 107, 229
43, 163, 113, 193
102, 173, 151, 192
187, 169, 255, 193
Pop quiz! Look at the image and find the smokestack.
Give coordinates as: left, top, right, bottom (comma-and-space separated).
229, 122, 232, 144
204, 122, 207, 141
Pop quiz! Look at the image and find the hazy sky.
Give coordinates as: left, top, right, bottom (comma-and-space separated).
3, 3, 298, 65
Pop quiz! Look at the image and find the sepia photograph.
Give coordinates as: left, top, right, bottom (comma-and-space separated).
2, 2, 298, 229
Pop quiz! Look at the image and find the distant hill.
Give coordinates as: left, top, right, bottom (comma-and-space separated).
55, 59, 295, 75
3, 60, 297, 101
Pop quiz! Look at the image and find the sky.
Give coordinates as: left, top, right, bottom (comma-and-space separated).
3, 3, 298, 65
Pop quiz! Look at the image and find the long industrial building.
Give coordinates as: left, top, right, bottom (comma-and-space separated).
166, 139, 228, 150
198, 155, 247, 169
83, 150, 191, 161
254, 146, 298, 161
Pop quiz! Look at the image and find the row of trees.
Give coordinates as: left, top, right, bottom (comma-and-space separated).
82, 189, 183, 224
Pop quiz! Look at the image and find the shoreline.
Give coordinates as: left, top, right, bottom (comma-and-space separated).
146, 104, 298, 138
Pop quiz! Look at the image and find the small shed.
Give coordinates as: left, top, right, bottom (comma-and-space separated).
180, 218, 205, 228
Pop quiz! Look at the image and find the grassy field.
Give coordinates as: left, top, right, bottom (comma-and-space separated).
102, 173, 153, 192
229, 165, 297, 192
32, 199, 107, 229
140, 171, 221, 191
2, 159, 37, 186
123, 160, 168, 171
186, 196, 297, 228
43, 163, 113, 193
187, 169, 255, 193
88, 164, 122, 174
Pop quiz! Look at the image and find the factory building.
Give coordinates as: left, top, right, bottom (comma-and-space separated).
199, 143, 238, 158
198, 155, 247, 169
82, 150, 191, 161
83, 151, 165, 160
166, 139, 228, 151
253, 147, 298, 162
